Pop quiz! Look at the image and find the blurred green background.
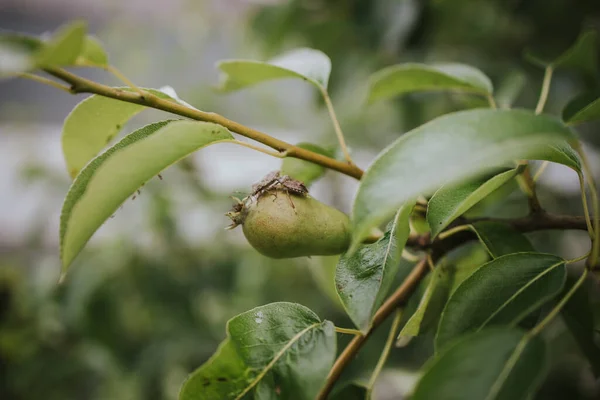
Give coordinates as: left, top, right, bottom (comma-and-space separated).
1, 0, 600, 399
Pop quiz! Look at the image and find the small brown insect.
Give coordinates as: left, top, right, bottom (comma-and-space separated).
250, 171, 309, 211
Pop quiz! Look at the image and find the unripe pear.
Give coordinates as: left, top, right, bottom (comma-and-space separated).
235, 190, 351, 258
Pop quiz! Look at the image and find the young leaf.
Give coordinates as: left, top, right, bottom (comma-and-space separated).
179, 340, 252, 400
0, 34, 41, 77
62, 88, 178, 178
60, 120, 233, 273
398, 264, 453, 338
351, 109, 580, 248
562, 93, 600, 125
336, 202, 414, 331
435, 253, 566, 350
280, 142, 333, 186
227, 302, 336, 400
217, 48, 331, 92
36, 21, 87, 67
561, 274, 600, 376
413, 329, 547, 400
427, 167, 521, 238
75, 36, 108, 66
180, 302, 335, 400
470, 221, 534, 258
526, 30, 598, 78
367, 63, 493, 104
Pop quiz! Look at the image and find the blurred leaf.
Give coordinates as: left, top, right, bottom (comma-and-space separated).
281, 142, 333, 186
413, 329, 546, 400
470, 222, 534, 258
351, 109, 580, 248
495, 70, 526, 108
398, 264, 452, 338
217, 48, 331, 91
75, 36, 108, 66
62, 88, 177, 178
562, 93, 600, 125
37, 21, 87, 67
228, 302, 335, 400
526, 30, 598, 78
337, 202, 414, 331
367, 63, 493, 103
0, 34, 41, 77
60, 120, 233, 273
561, 274, 600, 376
179, 340, 252, 400
436, 253, 566, 350
307, 255, 343, 308
330, 382, 368, 399
427, 167, 521, 238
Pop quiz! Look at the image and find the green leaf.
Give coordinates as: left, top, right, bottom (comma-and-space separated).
75, 36, 108, 66
60, 120, 233, 273
413, 329, 547, 400
37, 21, 87, 67
179, 340, 253, 400
228, 302, 336, 400
470, 221, 535, 258
217, 48, 331, 92
398, 264, 453, 338
427, 167, 521, 238
561, 274, 600, 376
526, 30, 598, 78
180, 302, 335, 400
336, 202, 414, 331
367, 63, 493, 104
436, 253, 566, 350
351, 109, 580, 248
562, 93, 600, 125
281, 142, 333, 186
62, 88, 177, 178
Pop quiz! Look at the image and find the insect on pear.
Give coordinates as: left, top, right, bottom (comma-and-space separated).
250, 170, 309, 210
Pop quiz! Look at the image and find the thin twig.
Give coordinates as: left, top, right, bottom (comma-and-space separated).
532, 161, 549, 182
222, 140, 288, 158
42, 67, 365, 180
486, 94, 498, 109
334, 327, 363, 336
535, 66, 553, 115
365, 309, 403, 399
19, 73, 72, 93
106, 65, 146, 97
577, 148, 600, 267
319, 86, 354, 164
316, 259, 429, 399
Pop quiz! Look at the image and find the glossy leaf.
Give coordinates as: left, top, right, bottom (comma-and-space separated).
60, 120, 233, 273
337, 202, 414, 331
180, 302, 335, 400
62, 89, 177, 178
561, 274, 600, 376
179, 340, 252, 400
562, 93, 600, 125
526, 30, 598, 78
351, 109, 580, 248
367, 63, 493, 103
414, 329, 547, 400
217, 48, 331, 92
281, 142, 333, 186
470, 222, 534, 258
436, 253, 566, 350
427, 167, 521, 238
228, 303, 336, 400
37, 21, 87, 67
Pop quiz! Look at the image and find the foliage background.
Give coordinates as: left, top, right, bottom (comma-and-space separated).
0, 0, 599, 398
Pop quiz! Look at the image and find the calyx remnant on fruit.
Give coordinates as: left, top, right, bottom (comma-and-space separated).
225, 172, 351, 258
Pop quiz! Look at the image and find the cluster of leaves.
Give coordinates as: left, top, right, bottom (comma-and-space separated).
2, 21, 600, 399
